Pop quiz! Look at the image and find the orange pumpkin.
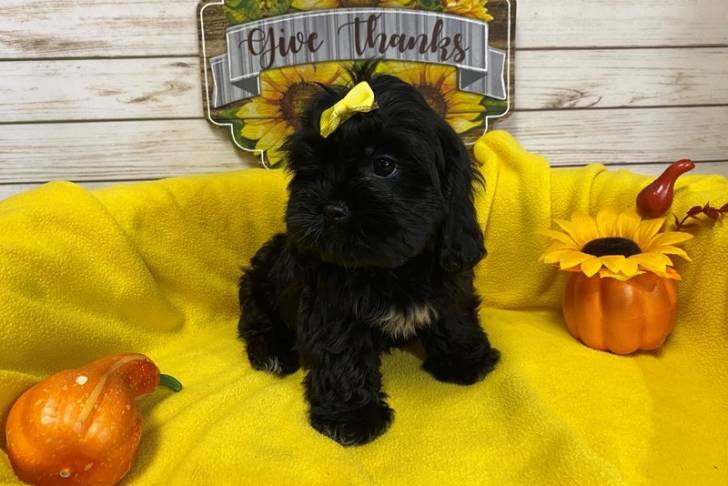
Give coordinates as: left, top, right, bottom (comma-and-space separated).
562, 272, 678, 354
5, 353, 181, 486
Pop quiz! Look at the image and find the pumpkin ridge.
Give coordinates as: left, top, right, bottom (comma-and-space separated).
576, 275, 592, 345
597, 275, 609, 350
77, 354, 148, 429
570, 275, 581, 342
634, 280, 648, 354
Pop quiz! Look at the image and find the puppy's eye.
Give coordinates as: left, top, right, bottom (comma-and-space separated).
372, 157, 398, 177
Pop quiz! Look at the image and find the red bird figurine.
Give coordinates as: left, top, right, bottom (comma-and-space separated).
636, 159, 695, 218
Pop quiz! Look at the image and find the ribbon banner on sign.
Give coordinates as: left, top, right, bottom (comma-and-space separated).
209, 10, 507, 108
198, 0, 516, 167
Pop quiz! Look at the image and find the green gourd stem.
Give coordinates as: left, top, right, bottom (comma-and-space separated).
159, 373, 183, 392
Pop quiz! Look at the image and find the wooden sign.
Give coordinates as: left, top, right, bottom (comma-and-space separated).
198, 1, 516, 166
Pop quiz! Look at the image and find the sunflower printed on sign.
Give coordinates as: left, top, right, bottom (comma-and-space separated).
224, 0, 293, 23
440, 0, 493, 21
227, 58, 511, 164
293, 0, 415, 10
233, 60, 497, 165
233, 62, 352, 166
376, 61, 486, 135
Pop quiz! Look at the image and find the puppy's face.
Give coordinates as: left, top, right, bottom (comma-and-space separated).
284, 74, 484, 270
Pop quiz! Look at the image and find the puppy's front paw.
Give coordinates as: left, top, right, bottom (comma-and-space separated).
310, 401, 394, 447
423, 347, 500, 385
245, 334, 299, 376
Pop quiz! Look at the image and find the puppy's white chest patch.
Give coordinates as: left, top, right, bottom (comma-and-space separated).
374, 303, 438, 339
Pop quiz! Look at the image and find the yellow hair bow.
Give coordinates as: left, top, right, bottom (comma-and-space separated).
319, 81, 377, 138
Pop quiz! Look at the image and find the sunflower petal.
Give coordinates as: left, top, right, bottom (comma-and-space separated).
634, 217, 666, 249
539, 245, 575, 262
555, 214, 598, 248
380, 0, 415, 8
580, 257, 603, 277
629, 253, 672, 273
236, 98, 282, 119
652, 245, 692, 261
595, 208, 618, 237
537, 229, 578, 248
378, 61, 416, 83
424, 64, 456, 91
542, 249, 573, 264
647, 231, 693, 249
241, 119, 280, 140
647, 252, 674, 266
616, 209, 642, 239
445, 116, 482, 134
292, 0, 337, 10
543, 250, 592, 269
572, 212, 600, 235
265, 141, 290, 167
545, 242, 572, 253
599, 255, 626, 274
447, 91, 487, 114
554, 219, 578, 238
311, 62, 350, 84
255, 121, 291, 151
619, 257, 640, 277
260, 69, 292, 97
560, 254, 594, 270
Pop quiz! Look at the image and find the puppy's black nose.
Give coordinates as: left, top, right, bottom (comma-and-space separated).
324, 201, 350, 223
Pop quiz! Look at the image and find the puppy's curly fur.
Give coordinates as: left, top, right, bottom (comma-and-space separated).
239, 62, 500, 446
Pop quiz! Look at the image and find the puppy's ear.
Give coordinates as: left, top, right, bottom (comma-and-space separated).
435, 121, 486, 272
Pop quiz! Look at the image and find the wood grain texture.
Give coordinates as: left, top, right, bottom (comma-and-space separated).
2, 161, 726, 203
0, 119, 249, 182
517, 48, 728, 109
3, 48, 727, 123
587, 161, 728, 177
518, 0, 728, 49
0, 59, 202, 122
1, 107, 726, 183
0, 1, 197, 59
0, 0, 726, 196
2, 0, 727, 60
500, 106, 728, 165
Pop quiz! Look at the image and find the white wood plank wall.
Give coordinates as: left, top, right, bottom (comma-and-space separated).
1, 1, 727, 200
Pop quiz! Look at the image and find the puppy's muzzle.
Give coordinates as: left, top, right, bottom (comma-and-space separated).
324, 201, 350, 223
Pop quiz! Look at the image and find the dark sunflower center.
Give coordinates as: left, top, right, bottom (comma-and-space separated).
418, 85, 448, 116
280, 82, 321, 130
582, 237, 642, 257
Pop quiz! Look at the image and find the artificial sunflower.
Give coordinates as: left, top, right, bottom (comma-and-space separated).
292, 0, 414, 10
441, 0, 493, 22
540, 208, 692, 281
376, 61, 485, 134
235, 62, 351, 166
224, 0, 293, 23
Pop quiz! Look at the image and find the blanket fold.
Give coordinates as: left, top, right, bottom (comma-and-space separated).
1, 131, 726, 485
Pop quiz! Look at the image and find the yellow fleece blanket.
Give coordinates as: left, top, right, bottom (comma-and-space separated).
1, 131, 726, 485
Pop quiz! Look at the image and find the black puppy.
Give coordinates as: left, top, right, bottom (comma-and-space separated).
238, 63, 500, 446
